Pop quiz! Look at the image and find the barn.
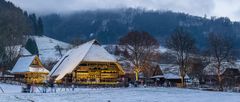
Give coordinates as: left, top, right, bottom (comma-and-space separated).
203, 62, 240, 86
49, 40, 125, 85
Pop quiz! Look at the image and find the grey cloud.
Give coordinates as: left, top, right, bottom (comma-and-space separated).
7, 0, 240, 21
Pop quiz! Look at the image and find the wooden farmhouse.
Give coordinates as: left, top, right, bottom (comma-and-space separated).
49, 40, 125, 85
203, 62, 240, 86
151, 64, 190, 87
11, 55, 49, 84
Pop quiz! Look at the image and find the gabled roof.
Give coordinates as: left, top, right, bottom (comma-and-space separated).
49, 39, 119, 80
20, 47, 32, 56
159, 64, 180, 75
11, 55, 49, 73
159, 64, 189, 79
164, 73, 189, 79
203, 62, 240, 75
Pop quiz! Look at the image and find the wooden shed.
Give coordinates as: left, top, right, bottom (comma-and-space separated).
11, 55, 49, 84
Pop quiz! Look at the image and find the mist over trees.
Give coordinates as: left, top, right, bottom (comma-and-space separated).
28, 13, 44, 36
42, 9, 240, 52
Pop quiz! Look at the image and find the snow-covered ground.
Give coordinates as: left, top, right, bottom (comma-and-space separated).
0, 83, 239, 102
32, 36, 72, 63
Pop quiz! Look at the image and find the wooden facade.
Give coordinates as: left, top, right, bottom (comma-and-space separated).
12, 56, 49, 84
61, 62, 125, 85
49, 40, 125, 85
204, 68, 240, 86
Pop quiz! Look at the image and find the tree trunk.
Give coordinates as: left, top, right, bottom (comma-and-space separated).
180, 65, 186, 88
135, 70, 139, 81
181, 76, 185, 87
217, 64, 223, 91
218, 74, 223, 91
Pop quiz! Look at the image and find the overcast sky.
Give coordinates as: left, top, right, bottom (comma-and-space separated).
7, 0, 240, 21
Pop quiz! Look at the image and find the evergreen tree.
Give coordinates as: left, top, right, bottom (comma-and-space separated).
25, 39, 39, 55
37, 17, 44, 36
0, 45, 6, 66
28, 14, 44, 36
0, 0, 31, 68
28, 14, 38, 35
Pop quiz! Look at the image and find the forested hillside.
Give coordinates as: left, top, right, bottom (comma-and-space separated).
42, 9, 240, 49
0, 0, 43, 67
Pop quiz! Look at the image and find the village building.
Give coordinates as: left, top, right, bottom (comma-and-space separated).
49, 40, 125, 85
0, 45, 32, 81
203, 62, 240, 87
11, 55, 49, 84
151, 64, 190, 87
150, 65, 164, 86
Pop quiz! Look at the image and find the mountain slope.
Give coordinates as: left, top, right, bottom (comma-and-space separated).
0, 0, 31, 45
42, 9, 240, 49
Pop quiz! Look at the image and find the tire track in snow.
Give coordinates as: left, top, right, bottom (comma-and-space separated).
15, 96, 35, 102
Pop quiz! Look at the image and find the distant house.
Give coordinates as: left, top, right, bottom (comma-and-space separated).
0, 45, 31, 79
150, 65, 164, 86
203, 62, 240, 86
11, 55, 49, 84
151, 64, 190, 87
49, 40, 125, 85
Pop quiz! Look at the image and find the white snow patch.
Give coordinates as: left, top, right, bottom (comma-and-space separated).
0, 83, 240, 102
31, 36, 71, 63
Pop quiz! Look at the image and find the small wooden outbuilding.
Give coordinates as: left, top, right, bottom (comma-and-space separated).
11, 55, 49, 84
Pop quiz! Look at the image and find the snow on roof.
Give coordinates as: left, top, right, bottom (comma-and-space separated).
49, 39, 118, 80
20, 47, 31, 56
83, 44, 116, 62
30, 35, 71, 63
164, 73, 189, 79
159, 64, 189, 79
11, 55, 49, 73
159, 64, 180, 75
32, 35, 70, 50
151, 75, 164, 78
158, 46, 169, 53
203, 62, 240, 75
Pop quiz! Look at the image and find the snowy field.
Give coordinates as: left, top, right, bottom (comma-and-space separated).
0, 83, 240, 102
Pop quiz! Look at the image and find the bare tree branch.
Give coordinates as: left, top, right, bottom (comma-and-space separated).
119, 31, 160, 80
166, 27, 196, 87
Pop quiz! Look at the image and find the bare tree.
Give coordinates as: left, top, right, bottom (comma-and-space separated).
207, 32, 234, 91
119, 31, 160, 81
166, 27, 196, 87
0, 29, 26, 70
55, 45, 63, 57
188, 57, 205, 83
